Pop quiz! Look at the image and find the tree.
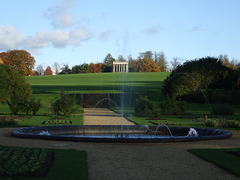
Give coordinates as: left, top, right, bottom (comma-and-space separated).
36, 65, 44, 76
128, 55, 137, 72
137, 57, 160, 72
162, 57, 239, 99
0, 58, 3, 64
0, 65, 9, 102
139, 51, 153, 59
89, 63, 103, 73
51, 91, 78, 116
0, 52, 11, 66
8, 50, 36, 76
219, 54, 230, 67
171, 57, 181, 71
103, 53, 115, 72
72, 63, 90, 74
89, 63, 95, 73
32, 70, 39, 76
60, 64, 72, 74
117, 55, 126, 62
44, 66, 53, 75
0, 65, 32, 114
52, 62, 61, 75
155, 52, 168, 72
95, 63, 103, 73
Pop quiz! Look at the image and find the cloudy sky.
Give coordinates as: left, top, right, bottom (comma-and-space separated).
0, 0, 240, 68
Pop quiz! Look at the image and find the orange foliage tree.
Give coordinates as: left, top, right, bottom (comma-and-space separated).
89, 63, 95, 73
8, 50, 36, 76
89, 63, 103, 73
0, 52, 11, 66
137, 57, 160, 72
44, 66, 53, 75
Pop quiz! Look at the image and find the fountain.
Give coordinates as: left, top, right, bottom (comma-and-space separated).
12, 125, 232, 142
11, 71, 233, 142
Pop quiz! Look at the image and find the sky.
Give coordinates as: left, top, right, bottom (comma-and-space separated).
0, 0, 240, 69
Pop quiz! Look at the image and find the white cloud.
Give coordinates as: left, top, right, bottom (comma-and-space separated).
0, 25, 26, 50
99, 30, 114, 41
44, 0, 76, 29
0, 25, 93, 52
70, 27, 93, 42
143, 25, 163, 35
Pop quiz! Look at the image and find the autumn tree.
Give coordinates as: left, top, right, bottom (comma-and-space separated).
0, 58, 3, 64
136, 51, 160, 72
0, 52, 11, 66
95, 63, 103, 73
89, 63, 103, 73
137, 57, 160, 72
219, 54, 239, 70
7, 50, 36, 76
89, 63, 95, 73
32, 70, 39, 76
44, 66, 53, 75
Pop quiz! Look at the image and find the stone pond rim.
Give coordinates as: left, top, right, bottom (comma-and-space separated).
11, 125, 232, 143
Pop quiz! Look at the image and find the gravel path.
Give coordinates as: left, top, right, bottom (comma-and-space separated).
0, 109, 240, 180
84, 108, 135, 125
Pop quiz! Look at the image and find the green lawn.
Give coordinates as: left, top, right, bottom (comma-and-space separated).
1, 72, 240, 129
26, 72, 169, 96
1, 72, 169, 127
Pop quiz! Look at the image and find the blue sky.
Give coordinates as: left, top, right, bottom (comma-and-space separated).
0, 0, 239, 68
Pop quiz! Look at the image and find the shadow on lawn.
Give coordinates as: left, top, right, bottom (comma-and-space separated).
31, 80, 164, 95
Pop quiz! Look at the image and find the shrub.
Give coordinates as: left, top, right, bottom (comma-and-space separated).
224, 120, 240, 128
135, 96, 156, 117
51, 91, 78, 116
203, 119, 216, 127
212, 104, 234, 115
160, 97, 187, 115
1, 65, 32, 114
29, 97, 41, 115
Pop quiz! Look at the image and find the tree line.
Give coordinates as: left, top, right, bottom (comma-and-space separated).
1, 50, 240, 77
36, 51, 170, 75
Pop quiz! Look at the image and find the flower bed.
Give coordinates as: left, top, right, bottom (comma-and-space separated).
0, 147, 53, 177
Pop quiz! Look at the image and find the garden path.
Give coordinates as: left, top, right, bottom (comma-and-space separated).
83, 108, 135, 125
0, 129, 240, 180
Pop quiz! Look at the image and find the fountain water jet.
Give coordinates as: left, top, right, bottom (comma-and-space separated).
154, 124, 173, 137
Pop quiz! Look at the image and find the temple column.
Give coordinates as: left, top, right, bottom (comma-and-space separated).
113, 64, 115, 72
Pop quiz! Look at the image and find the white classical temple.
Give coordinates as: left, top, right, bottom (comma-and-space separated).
113, 61, 129, 73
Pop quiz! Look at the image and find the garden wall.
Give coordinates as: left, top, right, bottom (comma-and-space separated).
79, 93, 138, 108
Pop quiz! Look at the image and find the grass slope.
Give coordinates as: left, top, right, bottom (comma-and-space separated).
26, 72, 169, 96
